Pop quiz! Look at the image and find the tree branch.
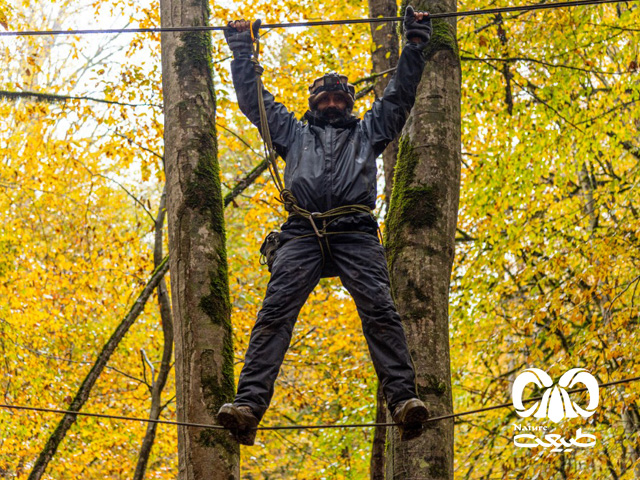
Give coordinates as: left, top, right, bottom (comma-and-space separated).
0, 89, 162, 108
460, 53, 630, 75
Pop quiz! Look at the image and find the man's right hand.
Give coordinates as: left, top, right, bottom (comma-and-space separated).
224, 19, 252, 57
227, 19, 250, 34
224, 19, 262, 57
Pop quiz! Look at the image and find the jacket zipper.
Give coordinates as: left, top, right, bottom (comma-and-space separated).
326, 126, 333, 211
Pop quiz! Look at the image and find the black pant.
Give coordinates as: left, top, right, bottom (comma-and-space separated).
234, 232, 417, 420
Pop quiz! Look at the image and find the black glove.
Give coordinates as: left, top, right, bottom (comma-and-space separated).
403, 6, 432, 44
224, 19, 261, 58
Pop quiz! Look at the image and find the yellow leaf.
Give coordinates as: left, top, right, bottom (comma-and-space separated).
0, 3, 9, 29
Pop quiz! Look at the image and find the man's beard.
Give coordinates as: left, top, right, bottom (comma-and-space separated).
320, 106, 350, 124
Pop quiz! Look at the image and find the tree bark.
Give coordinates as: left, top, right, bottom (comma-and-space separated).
26, 257, 170, 480
367, 1, 400, 477
160, 0, 239, 478
133, 187, 174, 480
370, 383, 388, 480
368, 0, 401, 210
384, 1, 460, 478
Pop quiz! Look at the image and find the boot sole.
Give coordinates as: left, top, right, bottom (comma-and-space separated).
217, 406, 241, 430
217, 405, 258, 446
397, 402, 429, 442
403, 404, 429, 426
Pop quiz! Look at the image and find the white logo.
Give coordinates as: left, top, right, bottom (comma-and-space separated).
511, 368, 599, 423
513, 428, 597, 452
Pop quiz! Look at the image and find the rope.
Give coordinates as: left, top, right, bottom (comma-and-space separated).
0, 0, 632, 37
1, 375, 638, 431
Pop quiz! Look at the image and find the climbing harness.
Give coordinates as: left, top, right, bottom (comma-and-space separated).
249, 21, 383, 270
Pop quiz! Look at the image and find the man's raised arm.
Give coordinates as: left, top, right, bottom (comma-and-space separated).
225, 20, 299, 158
362, 8, 432, 156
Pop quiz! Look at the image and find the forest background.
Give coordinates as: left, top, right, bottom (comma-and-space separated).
0, 0, 638, 477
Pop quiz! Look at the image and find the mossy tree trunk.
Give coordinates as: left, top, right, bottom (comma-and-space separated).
160, 0, 238, 478
384, 1, 461, 478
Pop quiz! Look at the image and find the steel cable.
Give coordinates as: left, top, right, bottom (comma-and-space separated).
1, 374, 638, 431
0, 0, 633, 37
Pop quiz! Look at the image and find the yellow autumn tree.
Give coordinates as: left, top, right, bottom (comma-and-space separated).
1, 0, 638, 478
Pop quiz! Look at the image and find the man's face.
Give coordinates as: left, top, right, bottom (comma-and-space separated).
316, 92, 348, 112
316, 92, 349, 122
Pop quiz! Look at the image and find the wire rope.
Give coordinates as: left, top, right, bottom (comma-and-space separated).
0, 0, 632, 37
1, 374, 638, 431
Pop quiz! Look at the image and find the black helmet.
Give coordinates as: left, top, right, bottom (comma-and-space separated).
308, 72, 355, 111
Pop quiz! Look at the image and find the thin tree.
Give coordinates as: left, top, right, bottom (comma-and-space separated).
26, 257, 169, 480
159, 0, 239, 478
133, 187, 174, 480
384, 0, 460, 477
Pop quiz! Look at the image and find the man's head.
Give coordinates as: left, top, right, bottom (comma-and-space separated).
308, 72, 355, 123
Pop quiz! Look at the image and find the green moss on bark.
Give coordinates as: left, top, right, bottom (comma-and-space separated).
427, 455, 449, 478
200, 348, 234, 408
174, 22, 216, 110
385, 135, 442, 269
424, 20, 458, 60
184, 131, 232, 325
418, 374, 447, 397
184, 132, 222, 232
199, 259, 231, 322
199, 348, 236, 453
197, 428, 238, 454
174, 31, 214, 86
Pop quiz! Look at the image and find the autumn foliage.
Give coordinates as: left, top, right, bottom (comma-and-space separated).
1, 0, 639, 478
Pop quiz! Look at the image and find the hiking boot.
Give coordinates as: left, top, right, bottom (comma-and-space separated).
217, 403, 259, 446
391, 398, 430, 441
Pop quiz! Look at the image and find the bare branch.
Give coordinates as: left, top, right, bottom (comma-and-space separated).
0, 89, 162, 108
70, 157, 156, 224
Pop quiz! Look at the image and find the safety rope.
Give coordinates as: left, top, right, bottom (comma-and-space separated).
1, 374, 638, 431
0, 0, 632, 37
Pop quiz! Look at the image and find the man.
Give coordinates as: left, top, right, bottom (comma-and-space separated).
218, 7, 433, 446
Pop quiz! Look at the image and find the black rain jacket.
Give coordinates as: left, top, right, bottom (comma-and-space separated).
230, 39, 427, 240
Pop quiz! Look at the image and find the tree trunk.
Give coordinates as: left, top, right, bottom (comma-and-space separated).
367, 1, 400, 477
384, 1, 461, 478
160, 0, 238, 478
368, 0, 401, 210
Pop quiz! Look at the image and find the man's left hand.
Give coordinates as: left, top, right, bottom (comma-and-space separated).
403, 6, 432, 44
